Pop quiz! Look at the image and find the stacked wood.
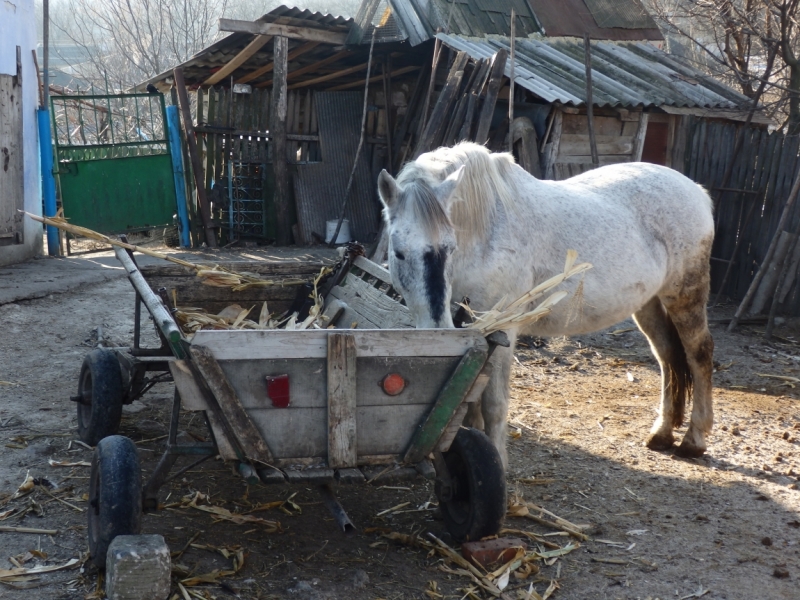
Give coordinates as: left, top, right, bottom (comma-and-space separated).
398, 49, 509, 161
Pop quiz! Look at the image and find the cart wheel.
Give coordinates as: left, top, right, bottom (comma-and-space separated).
436, 427, 506, 542
76, 349, 124, 446
88, 435, 142, 568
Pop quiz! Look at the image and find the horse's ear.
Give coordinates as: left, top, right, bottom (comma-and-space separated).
435, 165, 465, 211
378, 169, 398, 210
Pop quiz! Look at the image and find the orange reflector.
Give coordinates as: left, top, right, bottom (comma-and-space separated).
381, 373, 406, 396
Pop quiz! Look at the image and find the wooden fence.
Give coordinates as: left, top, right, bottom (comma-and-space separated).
687, 120, 800, 314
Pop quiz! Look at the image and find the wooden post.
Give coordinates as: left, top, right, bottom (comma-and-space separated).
508, 9, 516, 153
631, 112, 649, 162
173, 67, 217, 247
583, 34, 599, 168
327, 333, 358, 468
475, 49, 508, 145
271, 36, 291, 245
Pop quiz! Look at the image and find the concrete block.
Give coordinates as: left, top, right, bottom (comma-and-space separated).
106, 534, 171, 600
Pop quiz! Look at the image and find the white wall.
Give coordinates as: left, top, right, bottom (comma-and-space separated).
0, 0, 43, 266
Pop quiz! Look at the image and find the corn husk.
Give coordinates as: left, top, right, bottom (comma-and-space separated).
174, 266, 331, 338
464, 249, 592, 334
23, 212, 308, 291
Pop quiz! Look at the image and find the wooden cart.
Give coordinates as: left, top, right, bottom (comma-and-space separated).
73, 247, 508, 567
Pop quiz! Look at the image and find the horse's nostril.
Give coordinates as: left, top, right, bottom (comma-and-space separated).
394, 251, 405, 260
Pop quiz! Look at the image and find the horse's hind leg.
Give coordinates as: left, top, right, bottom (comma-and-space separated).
633, 297, 691, 451
661, 282, 714, 458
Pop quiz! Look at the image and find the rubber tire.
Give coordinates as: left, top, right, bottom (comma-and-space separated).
437, 427, 507, 542
77, 349, 124, 446
88, 435, 142, 568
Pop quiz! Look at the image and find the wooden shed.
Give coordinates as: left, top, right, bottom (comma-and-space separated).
139, 1, 769, 250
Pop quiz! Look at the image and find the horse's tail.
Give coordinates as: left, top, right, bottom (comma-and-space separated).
665, 312, 693, 427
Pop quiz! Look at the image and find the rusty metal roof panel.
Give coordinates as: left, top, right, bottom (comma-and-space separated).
582, 0, 658, 29
437, 33, 751, 110
527, 0, 662, 41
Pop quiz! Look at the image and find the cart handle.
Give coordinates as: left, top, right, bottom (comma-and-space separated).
114, 247, 187, 359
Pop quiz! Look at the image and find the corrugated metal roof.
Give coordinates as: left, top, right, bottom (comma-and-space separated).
526, 0, 662, 40
438, 34, 751, 109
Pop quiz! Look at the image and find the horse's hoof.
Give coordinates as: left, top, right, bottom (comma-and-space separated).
645, 432, 674, 451
675, 440, 706, 458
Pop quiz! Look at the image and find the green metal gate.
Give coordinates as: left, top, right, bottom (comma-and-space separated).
50, 93, 177, 234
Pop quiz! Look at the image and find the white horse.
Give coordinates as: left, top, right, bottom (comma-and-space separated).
378, 142, 714, 467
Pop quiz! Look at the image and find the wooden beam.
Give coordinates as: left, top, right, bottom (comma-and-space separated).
271, 36, 291, 246
173, 67, 217, 247
631, 112, 649, 161
287, 60, 374, 90
257, 49, 353, 88
189, 345, 273, 463
204, 35, 272, 86
327, 333, 357, 468
237, 41, 319, 84
219, 18, 347, 45
326, 65, 420, 91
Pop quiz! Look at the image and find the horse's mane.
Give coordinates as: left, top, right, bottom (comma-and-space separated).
396, 142, 517, 245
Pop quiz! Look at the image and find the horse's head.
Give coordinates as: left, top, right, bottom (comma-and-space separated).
377, 166, 464, 328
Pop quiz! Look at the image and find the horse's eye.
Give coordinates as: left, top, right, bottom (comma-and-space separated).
394, 251, 406, 261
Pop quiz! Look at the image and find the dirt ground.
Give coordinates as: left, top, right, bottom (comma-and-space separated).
0, 273, 798, 600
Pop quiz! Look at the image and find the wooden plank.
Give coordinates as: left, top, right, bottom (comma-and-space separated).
220, 18, 348, 45
169, 360, 239, 460
140, 261, 328, 278
210, 356, 459, 409
174, 67, 217, 247
414, 52, 470, 156
238, 41, 320, 84
544, 109, 563, 179
474, 49, 508, 145
631, 112, 649, 161
271, 36, 291, 245
205, 35, 272, 86
189, 344, 274, 463
191, 329, 487, 360
257, 49, 352, 88
328, 273, 414, 329
558, 134, 634, 156
287, 60, 373, 90
327, 333, 358, 468
403, 346, 489, 464
353, 255, 393, 283
243, 404, 431, 459
0, 71, 24, 244
326, 65, 420, 92
458, 59, 491, 143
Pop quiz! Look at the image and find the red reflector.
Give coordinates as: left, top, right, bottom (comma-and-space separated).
266, 374, 290, 407
381, 373, 406, 396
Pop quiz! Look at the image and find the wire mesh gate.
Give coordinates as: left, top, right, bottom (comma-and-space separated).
50, 93, 179, 237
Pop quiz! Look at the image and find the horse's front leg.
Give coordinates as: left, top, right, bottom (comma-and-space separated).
480, 336, 516, 470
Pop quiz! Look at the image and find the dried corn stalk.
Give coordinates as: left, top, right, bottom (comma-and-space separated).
24, 212, 309, 291
464, 249, 592, 334
174, 266, 332, 338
